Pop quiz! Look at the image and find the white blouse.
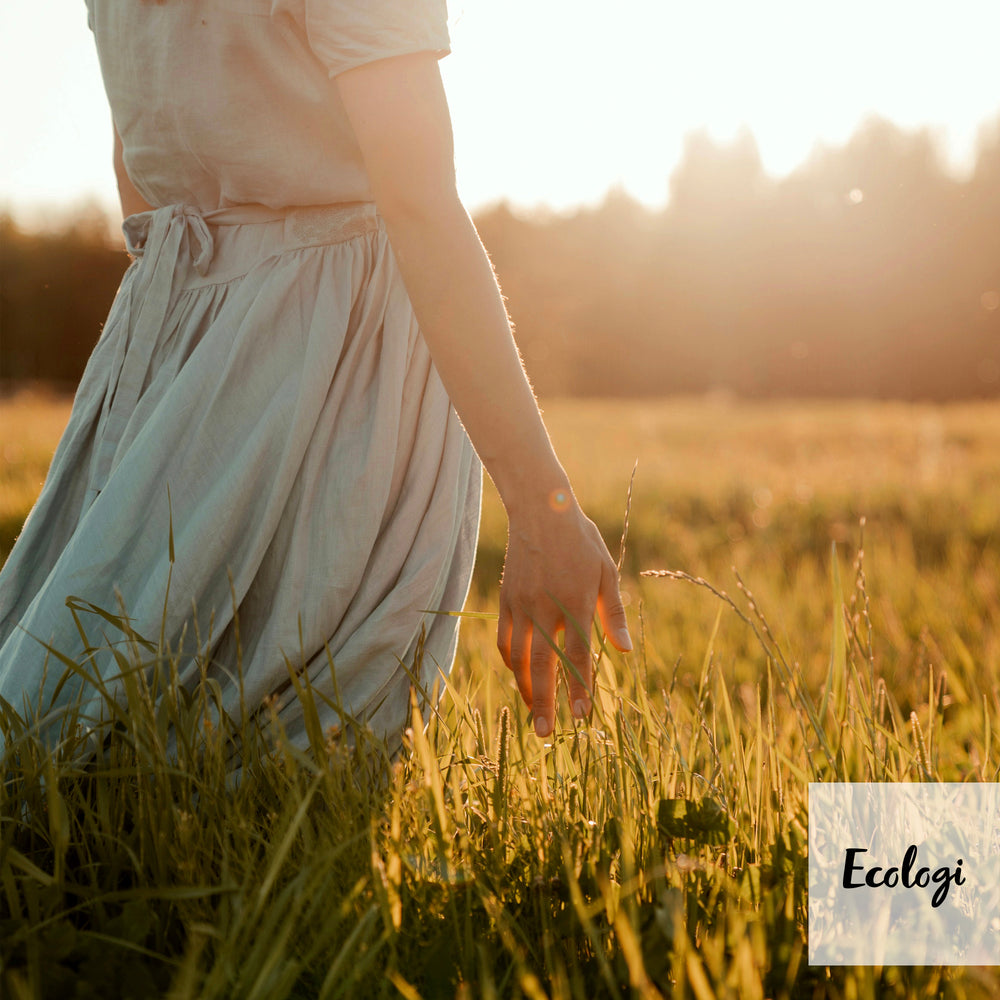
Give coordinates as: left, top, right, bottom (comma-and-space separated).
84, 0, 450, 211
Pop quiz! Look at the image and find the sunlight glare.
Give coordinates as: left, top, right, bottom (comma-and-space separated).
443, 0, 1000, 211
2, 0, 999, 218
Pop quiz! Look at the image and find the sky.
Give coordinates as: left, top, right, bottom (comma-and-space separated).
2, 0, 1000, 227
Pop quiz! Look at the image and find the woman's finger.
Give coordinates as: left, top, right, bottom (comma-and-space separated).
508, 614, 533, 707
562, 607, 593, 718
529, 621, 559, 737
598, 559, 633, 652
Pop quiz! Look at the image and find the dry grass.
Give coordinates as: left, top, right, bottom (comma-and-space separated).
0, 387, 74, 564
3, 389, 1000, 998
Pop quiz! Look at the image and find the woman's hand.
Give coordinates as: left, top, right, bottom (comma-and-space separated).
498, 496, 632, 737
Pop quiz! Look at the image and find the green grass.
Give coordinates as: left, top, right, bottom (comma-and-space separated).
2, 391, 1000, 998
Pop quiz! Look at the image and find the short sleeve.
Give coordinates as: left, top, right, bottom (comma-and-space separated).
304, 0, 450, 78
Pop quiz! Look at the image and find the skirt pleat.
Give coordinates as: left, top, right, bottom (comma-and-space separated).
0, 202, 481, 749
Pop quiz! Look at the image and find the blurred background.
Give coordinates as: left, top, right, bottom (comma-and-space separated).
2, 0, 1000, 398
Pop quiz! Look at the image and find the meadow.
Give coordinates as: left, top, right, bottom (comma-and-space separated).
2, 387, 1000, 999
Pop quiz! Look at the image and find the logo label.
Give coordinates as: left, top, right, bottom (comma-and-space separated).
809, 783, 1000, 965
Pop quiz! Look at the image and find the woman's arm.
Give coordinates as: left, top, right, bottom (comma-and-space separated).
336, 54, 632, 737
114, 127, 154, 218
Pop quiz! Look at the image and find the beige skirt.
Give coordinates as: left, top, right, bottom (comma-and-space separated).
0, 201, 481, 750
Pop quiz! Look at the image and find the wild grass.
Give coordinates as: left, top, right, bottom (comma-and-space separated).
0, 387, 74, 567
2, 388, 1000, 998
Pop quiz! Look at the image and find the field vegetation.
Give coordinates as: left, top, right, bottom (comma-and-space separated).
1, 388, 999, 998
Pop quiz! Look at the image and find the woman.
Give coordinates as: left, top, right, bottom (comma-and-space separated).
0, 0, 631, 750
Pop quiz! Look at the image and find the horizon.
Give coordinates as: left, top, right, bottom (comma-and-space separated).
6, 110, 1000, 239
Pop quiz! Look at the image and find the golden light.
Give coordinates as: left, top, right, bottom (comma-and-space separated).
2, 0, 1000, 219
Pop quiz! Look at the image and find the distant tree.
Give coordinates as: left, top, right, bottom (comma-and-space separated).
1, 212, 128, 385
4, 115, 1000, 399
476, 115, 1000, 400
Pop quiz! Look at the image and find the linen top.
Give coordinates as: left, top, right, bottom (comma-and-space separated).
84, 0, 450, 211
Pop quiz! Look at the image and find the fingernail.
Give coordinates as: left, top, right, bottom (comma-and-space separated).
534, 715, 551, 738
621, 629, 633, 651
572, 698, 590, 719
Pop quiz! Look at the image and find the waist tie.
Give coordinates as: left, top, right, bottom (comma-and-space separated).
89, 204, 218, 495
88, 201, 380, 496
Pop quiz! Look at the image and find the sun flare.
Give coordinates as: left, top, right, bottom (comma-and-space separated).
2, 0, 999, 221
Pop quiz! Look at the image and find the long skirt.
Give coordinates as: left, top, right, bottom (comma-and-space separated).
0, 201, 481, 751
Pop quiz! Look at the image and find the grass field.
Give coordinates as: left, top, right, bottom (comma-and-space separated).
2, 387, 1000, 998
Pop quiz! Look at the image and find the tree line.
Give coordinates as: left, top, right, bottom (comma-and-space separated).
3, 114, 1000, 399
1, 206, 127, 387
